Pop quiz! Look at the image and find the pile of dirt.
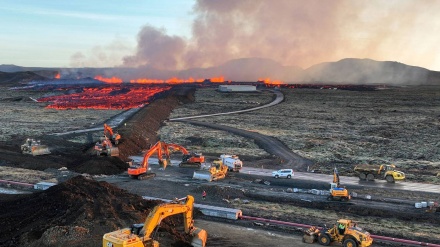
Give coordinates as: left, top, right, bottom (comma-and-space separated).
0, 176, 193, 247
116, 86, 196, 162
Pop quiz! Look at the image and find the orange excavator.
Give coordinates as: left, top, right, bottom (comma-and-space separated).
127, 141, 168, 180
163, 143, 205, 168
104, 123, 121, 145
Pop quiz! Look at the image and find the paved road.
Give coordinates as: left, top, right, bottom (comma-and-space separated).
177, 120, 314, 171
170, 89, 314, 171
170, 89, 284, 121
51, 107, 142, 136
242, 167, 440, 194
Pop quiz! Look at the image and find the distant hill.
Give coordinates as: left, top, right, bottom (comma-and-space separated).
0, 71, 49, 86
303, 58, 440, 85
2, 58, 440, 85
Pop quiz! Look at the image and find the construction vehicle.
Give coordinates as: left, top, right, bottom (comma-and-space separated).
94, 136, 119, 156
103, 123, 121, 145
328, 168, 351, 202
162, 143, 205, 168
220, 154, 243, 172
426, 202, 439, 213
354, 164, 405, 183
103, 195, 207, 247
21, 138, 51, 156
193, 159, 228, 182
128, 141, 170, 180
303, 219, 373, 247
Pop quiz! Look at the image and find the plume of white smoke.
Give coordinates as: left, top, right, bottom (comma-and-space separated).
123, 0, 440, 71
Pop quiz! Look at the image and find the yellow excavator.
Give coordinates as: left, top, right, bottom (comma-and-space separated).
328, 168, 351, 201
103, 195, 207, 247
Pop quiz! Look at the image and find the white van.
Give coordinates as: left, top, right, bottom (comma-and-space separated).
272, 169, 294, 179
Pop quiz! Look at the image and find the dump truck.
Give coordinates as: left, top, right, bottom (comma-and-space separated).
103, 195, 207, 247
303, 219, 373, 247
193, 160, 228, 182
220, 154, 242, 172
354, 164, 405, 183
21, 138, 51, 156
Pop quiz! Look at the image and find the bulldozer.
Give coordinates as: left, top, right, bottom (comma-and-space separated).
21, 138, 51, 156
103, 195, 207, 247
303, 219, 373, 247
94, 136, 119, 156
193, 159, 228, 182
328, 168, 351, 202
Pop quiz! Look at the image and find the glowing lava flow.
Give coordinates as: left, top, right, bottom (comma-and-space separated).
94, 75, 123, 83
259, 78, 284, 85
37, 85, 171, 110
54, 73, 61, 79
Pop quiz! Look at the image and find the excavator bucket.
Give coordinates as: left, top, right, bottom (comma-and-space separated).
192, 170, 213, 182
108, 147, 119, 157
190, 228, 208, 247
31, 145, 51, 156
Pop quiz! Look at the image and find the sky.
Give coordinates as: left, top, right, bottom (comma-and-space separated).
1, 0, 440, 71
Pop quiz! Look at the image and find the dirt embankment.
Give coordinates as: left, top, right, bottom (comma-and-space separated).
0, 176, 192, 247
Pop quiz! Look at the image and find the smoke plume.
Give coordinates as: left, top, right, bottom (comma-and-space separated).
123, 0, 440, 72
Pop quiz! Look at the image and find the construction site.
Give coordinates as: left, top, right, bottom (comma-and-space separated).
0, 74, 440, 247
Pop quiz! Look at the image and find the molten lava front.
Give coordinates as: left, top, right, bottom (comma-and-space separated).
37, 84, 171, 110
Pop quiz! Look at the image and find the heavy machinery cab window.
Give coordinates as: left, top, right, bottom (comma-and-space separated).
131, 223, 144, 236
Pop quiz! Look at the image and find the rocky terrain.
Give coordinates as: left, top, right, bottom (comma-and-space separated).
0, 79, 439, 246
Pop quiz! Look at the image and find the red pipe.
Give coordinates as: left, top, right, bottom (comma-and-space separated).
0, 179, 34, 187
239, 215, 440, 247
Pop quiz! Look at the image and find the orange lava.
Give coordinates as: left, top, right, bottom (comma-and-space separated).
94, 75, 123, 83
37, 85, 171, 110
259, 78, 284, 85
54, 73, 61, 79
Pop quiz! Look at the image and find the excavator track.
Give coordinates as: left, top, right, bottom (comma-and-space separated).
138, 173, 156, 180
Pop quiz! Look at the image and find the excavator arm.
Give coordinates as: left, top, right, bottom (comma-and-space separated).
333, 167, 340, 187
104, 123, 121, 144
128, 141, 164, 178
104, 123, 114, 136
102, 195, 207, 247
141, 196, 195, 237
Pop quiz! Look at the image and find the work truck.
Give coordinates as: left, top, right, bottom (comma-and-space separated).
354, 164, 405, 183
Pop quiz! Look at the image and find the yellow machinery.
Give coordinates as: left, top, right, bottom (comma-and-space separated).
354, 164, 405, 182
103, 195, 207, 247
303, 219, 373, 247
193, 159, 228, 182
21, 138, 51, 156
328, 168, 351, 201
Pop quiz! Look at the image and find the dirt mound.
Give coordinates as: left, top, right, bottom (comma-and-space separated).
0, 176, 192, 247
116, 87, 196, 161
